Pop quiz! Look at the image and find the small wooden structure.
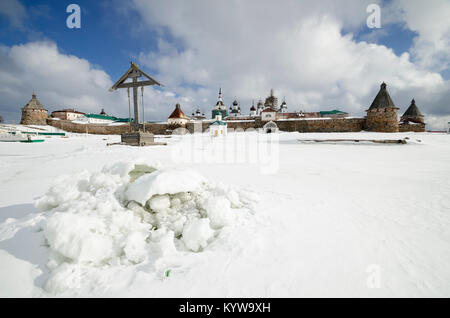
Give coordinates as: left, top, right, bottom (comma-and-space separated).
107, 132, 167, 147
121, 132, 155, 146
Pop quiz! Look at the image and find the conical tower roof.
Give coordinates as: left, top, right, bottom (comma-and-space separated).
402, 99, 423, 117
23, 93, 46, 111
368, 82, 397, 110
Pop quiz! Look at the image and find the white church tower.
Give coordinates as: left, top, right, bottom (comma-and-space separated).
280, 99, 288, 113
211, 88, 228, 119
250, 100, 257, 116
256, 99, 264, 116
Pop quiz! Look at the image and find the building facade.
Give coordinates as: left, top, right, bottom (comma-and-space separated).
51, 109, 85, 121
210, 115, 227, 137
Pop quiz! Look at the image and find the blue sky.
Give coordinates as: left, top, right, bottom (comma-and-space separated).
0, 0, 426, 80
0, 0, 449, 128
0, 0, 160, 80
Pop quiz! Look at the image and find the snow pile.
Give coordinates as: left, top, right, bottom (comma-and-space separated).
35, 160, 258, 294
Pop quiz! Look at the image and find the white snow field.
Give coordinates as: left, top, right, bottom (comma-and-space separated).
0, 130, 449, 297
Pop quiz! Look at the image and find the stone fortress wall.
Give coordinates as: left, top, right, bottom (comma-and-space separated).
399, 122, 426, 132
45, 82, 425, 135
47, 119, 171, 135
48, 115, 425, 136
48, 117, 367, 135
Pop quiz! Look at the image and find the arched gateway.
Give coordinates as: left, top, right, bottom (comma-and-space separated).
263, 121, 279, 133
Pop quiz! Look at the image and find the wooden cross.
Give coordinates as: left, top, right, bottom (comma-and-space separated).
109, 62, 163, 130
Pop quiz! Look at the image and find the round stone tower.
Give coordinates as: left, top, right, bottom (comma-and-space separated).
20, 93, 48, 125
365, 82, 399, 132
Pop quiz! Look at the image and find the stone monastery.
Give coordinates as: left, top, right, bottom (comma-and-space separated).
26, 81, 425, 134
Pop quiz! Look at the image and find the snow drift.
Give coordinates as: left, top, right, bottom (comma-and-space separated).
35, 160, 258, 294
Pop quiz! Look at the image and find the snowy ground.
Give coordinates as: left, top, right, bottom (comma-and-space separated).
0, 129, 449, 297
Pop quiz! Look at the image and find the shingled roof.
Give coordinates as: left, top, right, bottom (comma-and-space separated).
168, 104, 188, 119
23, 93, 47, 111
368, 82, 397, 110
402, 99, 423, 117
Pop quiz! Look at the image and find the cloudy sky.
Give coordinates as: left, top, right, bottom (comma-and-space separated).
0, 0, 449, 129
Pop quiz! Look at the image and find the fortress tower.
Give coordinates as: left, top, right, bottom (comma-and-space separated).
20, 92, 48, 125
365, 82, 399, 132
400, 99, 424, 124
399, 99, 426, 132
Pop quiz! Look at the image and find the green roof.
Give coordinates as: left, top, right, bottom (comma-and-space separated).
210, 120, 227, 126
85, 114, 117, 120
85, 114, 133, 122
319, 110, 347, 115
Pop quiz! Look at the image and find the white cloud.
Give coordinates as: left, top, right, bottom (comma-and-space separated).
0, 41, 185, 122
133, 0, 450, 129
390, 0, 450, 72
1, 1, 449, 130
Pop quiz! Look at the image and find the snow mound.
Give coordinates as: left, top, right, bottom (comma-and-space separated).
36, 160, 258, 294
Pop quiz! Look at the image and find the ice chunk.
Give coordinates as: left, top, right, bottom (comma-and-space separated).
182, 218, 215, 252
204, 196, 234, 229
45, 213, 114, 264
125, 169, 205, 206
124, 231, 149, 263
128, 164, 157, 183
148, 195, 171, 212
149, 228, 177, 256
35, 160, 257, 295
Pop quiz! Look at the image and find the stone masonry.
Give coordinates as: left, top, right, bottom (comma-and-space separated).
21, 93, 48, 125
